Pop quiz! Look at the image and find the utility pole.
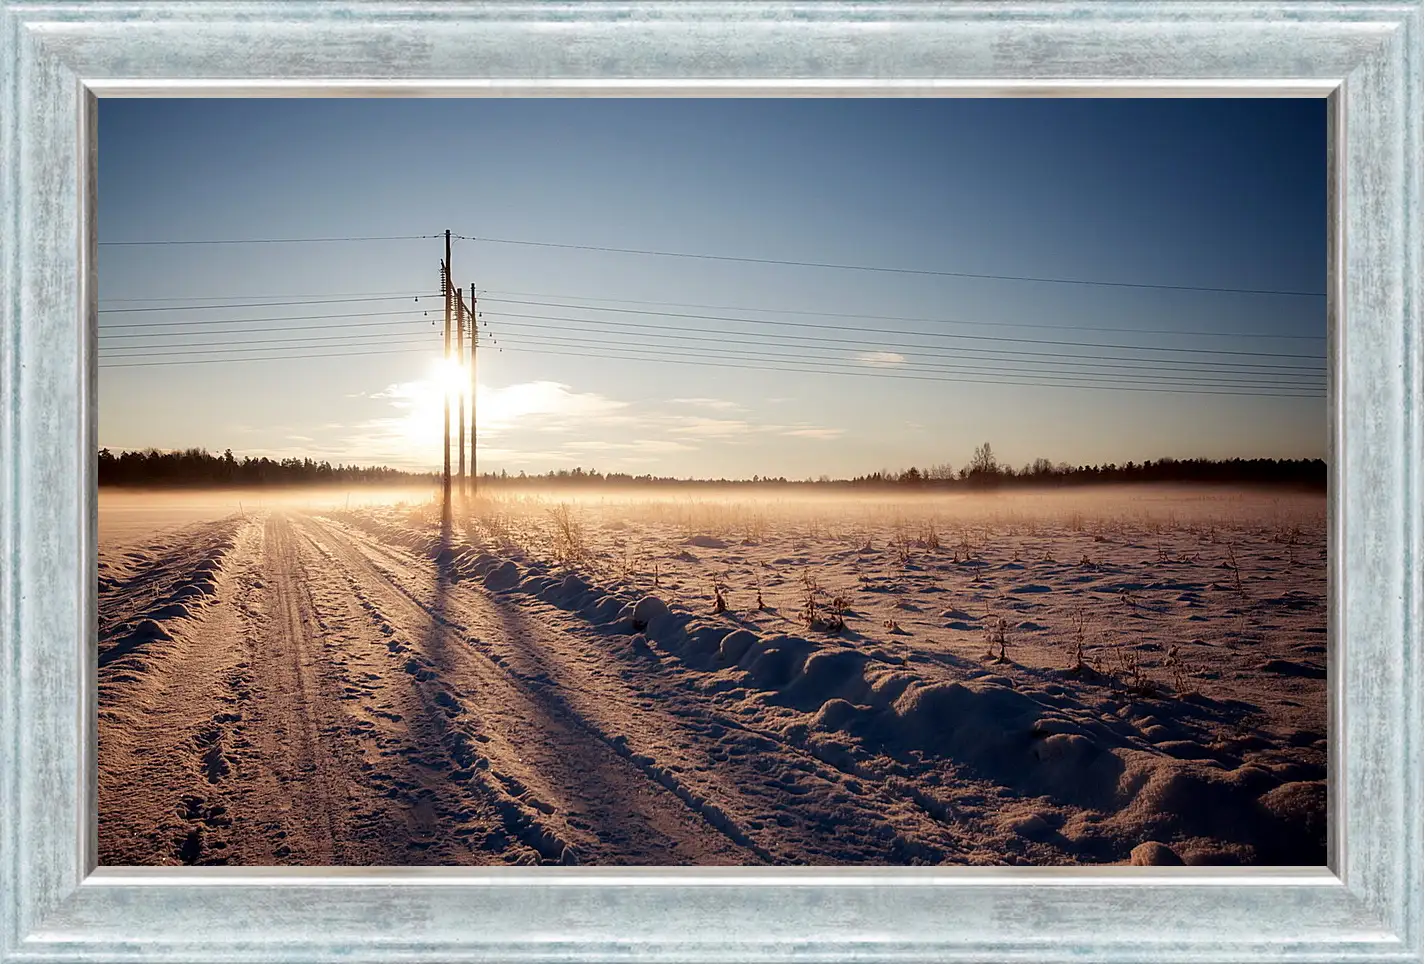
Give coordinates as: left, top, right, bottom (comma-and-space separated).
442, 229, 452, 514
455, 287, 466, 498
478, 282, 484, 501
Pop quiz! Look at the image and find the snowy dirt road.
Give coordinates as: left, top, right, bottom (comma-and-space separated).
100, 510, 777, 865
98, 499, 1327, 867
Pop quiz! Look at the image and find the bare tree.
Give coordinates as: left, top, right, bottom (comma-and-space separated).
970, 442, 998, 476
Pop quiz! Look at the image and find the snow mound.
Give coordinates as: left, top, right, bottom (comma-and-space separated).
717, 629, 759, 664
631, 595, 673, 635
483, 561, 519, 591
784, 648, 873, 709
741, 634, 817, 689
810, 698, 865, 733
554, 573, 591, 605
1257, 780, 1327, 844
1130, 841, 1184, 865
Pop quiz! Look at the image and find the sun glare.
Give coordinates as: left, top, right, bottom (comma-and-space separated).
434, 357, 469, 401
388, 358, 474, 456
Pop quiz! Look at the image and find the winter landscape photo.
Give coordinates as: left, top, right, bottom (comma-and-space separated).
98, 98, 1328, 867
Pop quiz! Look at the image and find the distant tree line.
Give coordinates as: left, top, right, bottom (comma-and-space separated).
98, 448, 434, 487
468, 445, 1326, 491
100, 444, 1326, 490
848, 445, 1326, 490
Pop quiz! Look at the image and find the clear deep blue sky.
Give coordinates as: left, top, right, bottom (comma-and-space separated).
98, 98, 1327, 477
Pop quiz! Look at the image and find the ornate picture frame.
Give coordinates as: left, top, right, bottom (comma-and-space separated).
1, 2, 1419, 961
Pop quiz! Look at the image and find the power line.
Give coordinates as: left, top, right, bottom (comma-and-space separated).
480, 307, 1324, 361
99, 289, 425, 304
99, 309, 437, 331
98, 234, 439, 246
98, 339, 1321, 398
102, 333, 437, 358
99, 345, 439, 369
461, 341, 1324, 399
93, 232, 1327, 297
97, 328, 1314, 389
479, 291, 1325, 342
100, 319, 431, 340
480, 312, 1325, 375
453, 234, 1327, 299
95, 286, 1326, 340
481, 323, 1322, 385
96, 304, 1325, 378
99, 294, 432, 314
94, 300, 1324, 370
479, 331, 1320, 392
96, 309, 1324, 378
98, 327, 1322, 398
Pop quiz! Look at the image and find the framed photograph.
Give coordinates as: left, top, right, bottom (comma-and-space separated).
1, 1, 1419, 962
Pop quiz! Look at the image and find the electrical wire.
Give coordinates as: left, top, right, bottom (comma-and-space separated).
99, 309, 440, 331
99, 345, 441, 368
97, 311, 1324, 380
479, 306, 1323, 360
99, 289, 425, 304
98, 234, 440, 246
100, 319, 434, 340
105, 315, 1324, 390
453, 234, 1327, 299
477, 291, 1326, 341
478, 331, 1321, 392
102, 333, 439, 358
97, 287, 1323, 342
99, 294, 433, 314
477, 313, 1325, 376
99, 328, 1323, 398
92, 231, 1326, 297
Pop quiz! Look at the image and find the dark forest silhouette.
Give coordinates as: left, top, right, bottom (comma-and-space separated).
98, 445, 1326, 491
98, 448, 433, 488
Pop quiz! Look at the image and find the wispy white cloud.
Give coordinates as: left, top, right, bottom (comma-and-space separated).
666, 416, 751, 439
480, 381, 629, 431
782, 427, 844, 440
332, 376, 636, 471
857, 351, 907, 368
566, 438, 698, 454
669, 397, 744, 412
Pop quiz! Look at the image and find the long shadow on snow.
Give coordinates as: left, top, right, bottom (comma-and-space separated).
452, 575, 774, 863
368, 511, 471, 859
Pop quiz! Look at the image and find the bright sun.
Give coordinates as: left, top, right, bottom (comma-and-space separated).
391, 358, 474, 455
433, 356, 469, 400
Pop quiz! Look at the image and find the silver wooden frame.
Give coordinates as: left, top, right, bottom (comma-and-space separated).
1, 2, 1419, 961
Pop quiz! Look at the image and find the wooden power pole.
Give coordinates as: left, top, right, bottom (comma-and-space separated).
470, 283, 478, 499
442, 229, 452, 513
455, 288, 466, 497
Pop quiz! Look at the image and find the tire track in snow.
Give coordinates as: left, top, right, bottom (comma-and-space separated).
293, 524, 560, 865
264, 512, 533, 865
295, 514, 762, 865
239, 513, 348, 862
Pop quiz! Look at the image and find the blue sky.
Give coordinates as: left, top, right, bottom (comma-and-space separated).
98, 98, 1326, 477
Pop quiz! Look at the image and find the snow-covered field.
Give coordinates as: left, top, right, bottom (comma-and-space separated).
98, 485, 1327, 867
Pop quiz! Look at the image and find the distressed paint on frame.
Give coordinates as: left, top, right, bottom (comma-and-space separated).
0, 2, 1420, 962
